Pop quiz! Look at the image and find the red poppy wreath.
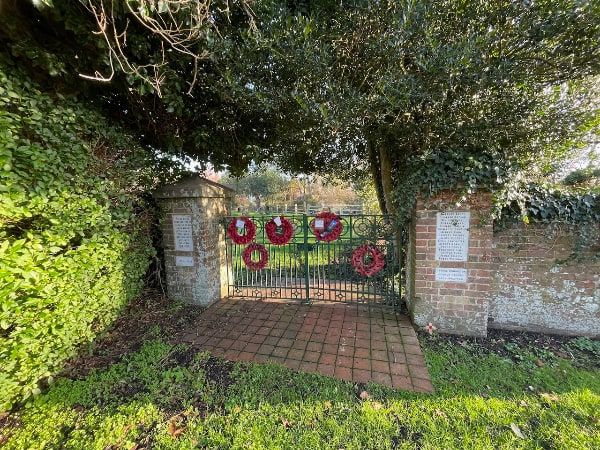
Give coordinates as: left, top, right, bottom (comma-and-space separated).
265, 216, 294, 245
310, 211, 343, 242
227, 216, 256, 245
351, 244, 386, 276
242, 242, 269, 271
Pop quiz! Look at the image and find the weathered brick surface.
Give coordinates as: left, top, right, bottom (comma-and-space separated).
408, 191, 599, 337
407, 192, 494, 337
490, 222, 599, 336
154, 176, 234, 306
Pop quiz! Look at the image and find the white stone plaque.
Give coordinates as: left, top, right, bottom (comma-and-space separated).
172, 214, 193, 251
435, 211, 470, 261
175, 256, 195, 267
435, 267, 468, 283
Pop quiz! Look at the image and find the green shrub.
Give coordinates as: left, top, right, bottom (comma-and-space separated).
0, 54, 157, 411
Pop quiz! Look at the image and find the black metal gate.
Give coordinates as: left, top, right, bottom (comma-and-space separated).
224, 214, 404, 308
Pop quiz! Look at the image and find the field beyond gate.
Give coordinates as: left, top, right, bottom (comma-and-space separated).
224, 214, 404, 307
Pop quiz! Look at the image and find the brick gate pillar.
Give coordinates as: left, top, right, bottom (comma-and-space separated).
405, 191, 493, 336
154, 176, 234, 306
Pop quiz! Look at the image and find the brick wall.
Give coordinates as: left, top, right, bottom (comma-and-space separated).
407, 192, 493, 337
490, 222, 600, 336
408, 191, 599, 337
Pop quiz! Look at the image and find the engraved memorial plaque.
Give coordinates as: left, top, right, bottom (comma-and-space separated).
172, 214, 193, 251
435, 211, 470, 262
435, 267, 468, 283
175, 256, 195, 267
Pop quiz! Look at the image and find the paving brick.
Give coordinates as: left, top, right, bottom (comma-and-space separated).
299, 361, 318, 373
389, 362, 410, 376
263, 336, 280, 346
238, 352, 255, 362
249, 334, 266, 344
354, 339, 371, 349
296, 332, 312, 341
257, 344, 275, 355
179, 298, 432, 393
317, 363, 335, 377
277, 338, 295, 348
319, 353, 337, 365
306, 341, 323, 353
323, 343, 338, 354
224, 349, 240, 360
284, 359, 302, 370
371, 360, 389, 373
352, 369, 372, 383
311, 333, 327, 343
334, 366, 353, 381
412, 377, 435, 393
272, 347, 289, 358
287, 348, 305, 361
372, 371, 392, 386
354, 347, 371, 358
353, 357, 371, 371
253, 354, 270, 363
409, 365, 430, 379
292, 340, 308, 350
230, 340, 247, 351
271, 328, 285, 337
336, 355, 353, 368
371, 350, 388, 361
391, 375, 413, 391
406, 353, 426, 365
244, 342, 260, 353
303, 351, 321, 363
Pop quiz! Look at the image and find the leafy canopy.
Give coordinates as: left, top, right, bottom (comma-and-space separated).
3, 0, 599, 216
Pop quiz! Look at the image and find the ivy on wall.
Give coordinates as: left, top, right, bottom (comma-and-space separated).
0, 54, 159, 411
495, 184, 600, 260
394, 149, 599, 260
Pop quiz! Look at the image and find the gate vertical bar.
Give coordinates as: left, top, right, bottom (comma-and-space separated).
302, 214, 310, 300
302, 213, 310, 302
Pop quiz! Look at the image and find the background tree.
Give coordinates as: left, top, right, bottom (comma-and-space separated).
219, 0, 600, 218
3, 0, 599, 219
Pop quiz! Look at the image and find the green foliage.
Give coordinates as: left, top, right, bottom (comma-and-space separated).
0, 54, 158, 412
219, 0, 600, 217
563, 167, 600, 187
568, 337, 600, 360
2, 335, 599, 449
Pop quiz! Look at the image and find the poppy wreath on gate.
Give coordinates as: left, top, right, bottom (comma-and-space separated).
242, 242, 269, 271
310, 211, 343, 242
227, 216, 256, 245
265, 216, 294, 245
351, 243, 386, 276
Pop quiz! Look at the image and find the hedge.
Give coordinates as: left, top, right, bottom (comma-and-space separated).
0, 55, 157, 411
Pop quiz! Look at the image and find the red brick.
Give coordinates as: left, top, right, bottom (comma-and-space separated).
391, 375, 412, 390
319, 353, 336, 365
353, 369, 372, 383
371, 371, 392, 386
334, 366, 353, 381
317, 363, 335, 377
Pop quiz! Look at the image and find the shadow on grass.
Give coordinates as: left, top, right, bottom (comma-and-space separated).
2, 337, 599, 449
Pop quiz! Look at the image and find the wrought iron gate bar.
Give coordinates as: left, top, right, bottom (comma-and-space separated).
224, 214, 403, 308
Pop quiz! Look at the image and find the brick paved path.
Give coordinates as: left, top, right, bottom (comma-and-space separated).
179, 298, 434, 393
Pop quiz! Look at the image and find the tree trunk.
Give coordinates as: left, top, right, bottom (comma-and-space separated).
379, 144, 395, 217
367, 138, 387, 215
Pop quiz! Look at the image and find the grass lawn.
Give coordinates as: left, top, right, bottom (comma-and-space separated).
1, 299, 598, 449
